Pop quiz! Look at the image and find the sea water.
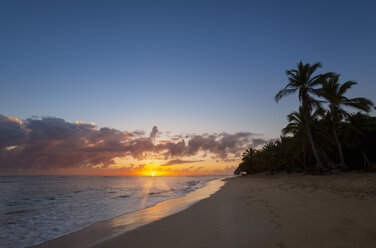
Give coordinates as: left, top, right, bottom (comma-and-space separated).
0, 175, 223, 248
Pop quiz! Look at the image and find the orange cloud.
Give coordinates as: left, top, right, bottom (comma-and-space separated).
0, 114, 266, 175
7, 116, 20, 123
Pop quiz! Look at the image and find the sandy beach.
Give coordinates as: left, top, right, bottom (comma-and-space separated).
89, 173, 376, 248
30, 172, 376, 248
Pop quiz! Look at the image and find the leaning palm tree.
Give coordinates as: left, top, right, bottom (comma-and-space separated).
282, 106, 307, 136
283, 107, 322, 171
318, 74, 374, 167
275, 61, 332, 169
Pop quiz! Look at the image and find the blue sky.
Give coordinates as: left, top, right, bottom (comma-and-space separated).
1, 0, 376, 139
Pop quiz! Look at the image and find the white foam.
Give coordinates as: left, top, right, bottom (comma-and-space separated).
0, 175, 222, 248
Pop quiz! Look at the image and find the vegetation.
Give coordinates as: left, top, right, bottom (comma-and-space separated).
234, 62, 376, 175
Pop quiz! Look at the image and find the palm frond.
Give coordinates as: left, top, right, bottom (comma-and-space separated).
344, 97, 374, 112
306, 62, 322, 78
275, 88, 296, 102
308, 72, 334, 87
338, 81, 357, 95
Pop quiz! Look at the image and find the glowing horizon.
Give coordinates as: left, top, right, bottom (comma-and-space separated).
0, 114, 250, 176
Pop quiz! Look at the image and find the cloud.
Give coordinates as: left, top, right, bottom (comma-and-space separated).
0, 114, 265, 172
161, 159, 204, 166
186, 132, 256, 159
0, 115, 26, 149
149, 126, 159, 139
251, 138, 268, 147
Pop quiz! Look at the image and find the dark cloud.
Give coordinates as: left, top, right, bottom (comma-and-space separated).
149, 126, 159, 139
161, 159, 204, 166
0, 115, 26, 149
186, 132, 255, 159
251, 138, 268, 147
132, 130, 145, 137
0, 114, 265, 172
160, 140, 186, 158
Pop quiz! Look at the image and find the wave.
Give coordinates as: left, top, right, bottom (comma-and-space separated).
117, 194, 131, 198
0, 175, 223, 248
148, 189, 175, 195
5, 209, 34, 215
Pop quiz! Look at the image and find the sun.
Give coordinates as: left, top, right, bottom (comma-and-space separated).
150, 171, 157, 177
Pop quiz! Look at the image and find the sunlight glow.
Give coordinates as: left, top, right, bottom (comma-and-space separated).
150, 171, 157, 177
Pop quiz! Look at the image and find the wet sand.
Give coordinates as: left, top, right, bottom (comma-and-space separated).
90, 172, 376, 248
31, 178, 226, 248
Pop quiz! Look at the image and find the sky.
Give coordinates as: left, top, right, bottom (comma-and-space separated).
1, 0, 376, 175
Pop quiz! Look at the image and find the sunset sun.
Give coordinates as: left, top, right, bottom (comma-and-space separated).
150, 171, 157, 177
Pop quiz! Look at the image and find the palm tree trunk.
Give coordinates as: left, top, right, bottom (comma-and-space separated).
303, 152, 307, 172
362, 149, 370, 169
302, 104, 322, 169
331, 111, 346, 168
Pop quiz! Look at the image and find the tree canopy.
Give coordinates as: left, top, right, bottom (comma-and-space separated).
235, 62, 375, 175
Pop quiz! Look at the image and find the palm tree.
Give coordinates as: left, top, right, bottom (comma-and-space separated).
242, 148, 256, 158
282, 106, 307, 136
283, 107, 323, 171
262, 141, 279, 174
342, 113, 376, 169
275, 61, 332, 169
275, 135, 294, 172
234, 148, 258, 174
318, 74, 374, 167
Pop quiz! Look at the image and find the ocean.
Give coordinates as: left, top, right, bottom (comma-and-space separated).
0, 175, 224, 248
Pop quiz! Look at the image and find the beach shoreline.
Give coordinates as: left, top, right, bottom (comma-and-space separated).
92, 172, 376, 248
33, 172, 376, 248
30, 177, 227, 248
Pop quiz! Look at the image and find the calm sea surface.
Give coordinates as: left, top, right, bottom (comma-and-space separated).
0, 175, 223, 248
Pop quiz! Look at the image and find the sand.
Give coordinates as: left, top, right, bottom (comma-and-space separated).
89, 172, 376, 248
